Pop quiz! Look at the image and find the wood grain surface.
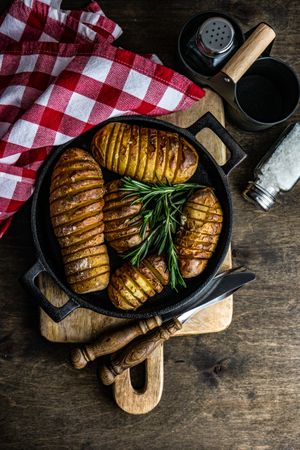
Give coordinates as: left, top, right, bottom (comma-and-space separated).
0, 0, 299, 449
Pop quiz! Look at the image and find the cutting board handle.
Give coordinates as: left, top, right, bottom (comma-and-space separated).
113, 344, 164, 414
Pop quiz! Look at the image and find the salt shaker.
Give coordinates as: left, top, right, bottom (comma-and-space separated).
243, 122, 300, 210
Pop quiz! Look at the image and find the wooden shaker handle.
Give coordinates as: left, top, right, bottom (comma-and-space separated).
221, 23, 276, 83
99, 318, 182, 386
71, 316, 162, 369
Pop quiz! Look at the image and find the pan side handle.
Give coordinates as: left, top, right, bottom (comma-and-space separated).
21, 260, 80, 322
186, 112, 246, 175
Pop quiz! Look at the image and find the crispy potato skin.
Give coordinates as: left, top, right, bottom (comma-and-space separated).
176, 188, 223, 278
91, 122, 198, 183
103, 179, 149, 253
50, 148, 109, 293
108, 255, 169, 310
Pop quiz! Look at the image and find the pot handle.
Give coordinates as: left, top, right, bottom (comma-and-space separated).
21, 260, 80, 323
186, 112, 246, 175
221, 23, 276, 84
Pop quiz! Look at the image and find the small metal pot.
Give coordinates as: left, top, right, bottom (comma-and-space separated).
227, 57, 300, 131
179, 18, 300, 131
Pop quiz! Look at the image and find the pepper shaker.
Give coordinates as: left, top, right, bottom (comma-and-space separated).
184, 16, 240, 75
243, 123, 300, 210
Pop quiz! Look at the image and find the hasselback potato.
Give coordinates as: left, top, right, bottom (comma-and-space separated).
91, 122, 198, 183
108, 255, 169, 310
103, 179, 149, 253
50, 148, 110, 294
176, 188, 223, 278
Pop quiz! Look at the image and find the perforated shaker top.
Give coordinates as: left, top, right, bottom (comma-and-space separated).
196, 17, 235, 56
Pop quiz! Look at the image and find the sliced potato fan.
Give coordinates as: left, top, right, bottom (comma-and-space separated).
103, 179, 149, 253
91, 122, 198, 183
108, 255, 169, 310
50, 147, 110, 294
176, 188, 223, 278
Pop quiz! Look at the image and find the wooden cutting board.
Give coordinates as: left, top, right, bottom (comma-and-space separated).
38, 88, 232, 414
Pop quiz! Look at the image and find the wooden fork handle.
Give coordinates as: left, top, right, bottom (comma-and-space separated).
71, 316, 162, 369
99, 318, 182, 386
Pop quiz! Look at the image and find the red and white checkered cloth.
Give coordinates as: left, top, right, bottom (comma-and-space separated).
0, 0, 205, 237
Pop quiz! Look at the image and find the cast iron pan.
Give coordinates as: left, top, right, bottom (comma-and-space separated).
22, 112, 246, 322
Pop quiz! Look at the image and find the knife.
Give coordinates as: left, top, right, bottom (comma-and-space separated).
71, 267, 248, 370
98, 269, 255, 385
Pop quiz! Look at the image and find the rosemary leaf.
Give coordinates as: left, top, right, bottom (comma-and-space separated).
121, 177, 203, 289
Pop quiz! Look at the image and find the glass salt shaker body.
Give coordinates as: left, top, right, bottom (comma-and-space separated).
243, 122, 300, 210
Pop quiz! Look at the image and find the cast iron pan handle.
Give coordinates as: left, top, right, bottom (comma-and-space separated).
186, 112, 246, 175
21, 260, 80, 323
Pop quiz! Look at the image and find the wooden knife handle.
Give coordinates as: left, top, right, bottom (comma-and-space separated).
222, 23, 276, 83
99, 318, 182, 386
71, 316, 162, 369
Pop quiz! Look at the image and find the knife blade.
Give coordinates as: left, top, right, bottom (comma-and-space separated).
99, 270, 255, 385
176, 270, 255, 324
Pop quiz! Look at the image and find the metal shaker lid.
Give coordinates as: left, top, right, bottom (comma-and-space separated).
196, 17, 235, 56
243, 182, 276, 210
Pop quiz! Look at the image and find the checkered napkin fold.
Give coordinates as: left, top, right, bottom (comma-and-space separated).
0, 0, 205, 237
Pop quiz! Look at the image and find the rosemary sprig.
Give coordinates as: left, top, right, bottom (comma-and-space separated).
121, 177, 201, 199
124, 226, 160, 266
121, 177, 203, 290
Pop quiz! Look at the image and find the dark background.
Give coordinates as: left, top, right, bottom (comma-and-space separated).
0, 1, 299, 449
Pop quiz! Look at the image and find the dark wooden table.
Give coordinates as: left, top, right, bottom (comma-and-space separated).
0, 1, 299, 449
